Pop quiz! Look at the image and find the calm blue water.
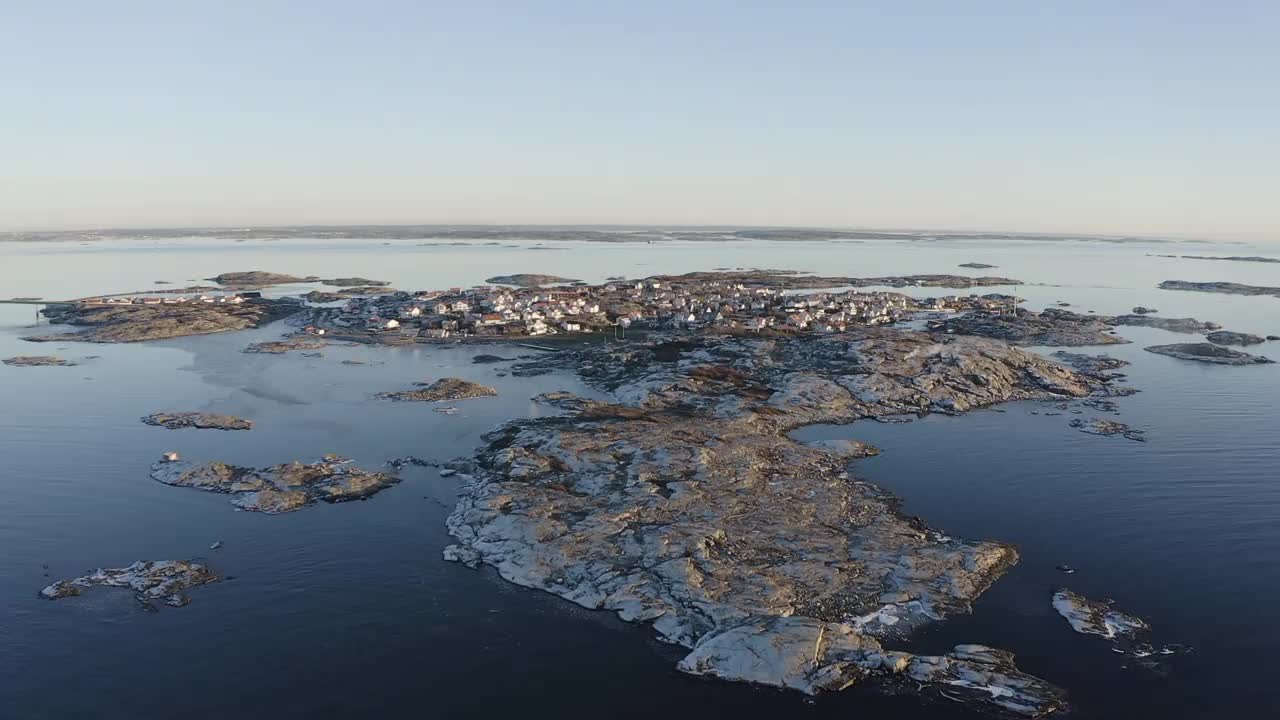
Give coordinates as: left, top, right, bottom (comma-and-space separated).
2, 236, 1278, 718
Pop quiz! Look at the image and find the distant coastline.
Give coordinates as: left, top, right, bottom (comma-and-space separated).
0, 223, 1238, 246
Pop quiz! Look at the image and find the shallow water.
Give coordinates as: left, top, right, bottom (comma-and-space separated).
2, 236, 1278, 718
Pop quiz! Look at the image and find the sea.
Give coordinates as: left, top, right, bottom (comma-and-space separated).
2, 233, 1277, 719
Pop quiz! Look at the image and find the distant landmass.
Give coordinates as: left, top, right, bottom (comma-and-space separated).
0, 224, 1226, 245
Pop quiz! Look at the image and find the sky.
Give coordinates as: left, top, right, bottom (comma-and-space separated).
1, 1, 1277, 239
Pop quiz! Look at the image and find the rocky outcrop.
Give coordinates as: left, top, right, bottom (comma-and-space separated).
1144, 343, 1274, 365
3, 355, 76, 366
933, 308, 1125, 346
1109, 315, 1220, 333
471, 354, 514, 364
322, 277, 390, 287
243, 337, 327, 354
1050, 352, 1129, 378
1205, 330, 1266, 346
141, 412, 253, 431
150, 455, 399, 513
41, 560, 219, 610
444, 330, 1114, 715
28, 298, 299, 343
485, 274, 580, 287
1158, 280, 1280, 298
377, 377, 497, 402
937, 308, 1227, 346
1177, 255, 1280, 264
1131, 306, 1158, 314
209, 271, 315, 287
958, 262, 998, 269
1052, 590, 1148, 640
1069, 417, 1145, 442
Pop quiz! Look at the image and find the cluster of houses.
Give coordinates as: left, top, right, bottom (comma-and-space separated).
307, 277, 1008, 340
80, 292, 261, 307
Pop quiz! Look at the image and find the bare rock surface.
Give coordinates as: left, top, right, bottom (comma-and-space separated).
443, 329, 1114, 714
1131, 306, 1158, 314
28, 298, 299, 343
150, 455, 399, 513
3, 355, 76, 366
1144, 343, 1274, 365
142, 412, 253, 431
377, 377, 497, 402
1050, 352, 1129, 378
41, 560, 219, 609
1205, 330, 1266, 346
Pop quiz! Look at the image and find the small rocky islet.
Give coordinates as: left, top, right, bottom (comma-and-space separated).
376, 377, 498, 402
1144, 343, 1274, 365
141, 412, 253, 431
41, 560, 219, 610
3, 355, 77, 367
150, 454, 399, 513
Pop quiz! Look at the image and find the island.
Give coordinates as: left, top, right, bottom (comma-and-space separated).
934, 308, 1222, 346
958, 262, 998, 268
376, 377, 497, 402
3, 355, 77, 367
27, 296, 300, 343
1205, 330, 1266, 346
1144, 343, 1274, 365
141, 412, 254, 431
1158, 280, 1280, 298
1177, 255, 1280, 264
485, 273, 581, 287
41, 560, 219, 610
150, 454, 399, 513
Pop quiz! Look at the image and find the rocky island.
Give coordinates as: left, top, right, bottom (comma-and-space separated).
935, 307, 1224, 346
3, 355, 77, 367
41, 560, 219, 610
442, 327, 1124, 715
958, 262, 998, 268
1205, 330, 1266, 346
1158, 280, 1280, 298
209, 271, 317, 287
485, 273, 581, 287
377, 377, 497, 402
1177, 255, 1280, 264
1144, 343, 1274, 365
27, 296, 300, 343
141, 412, 254, 431
1052, 590, 1148, 640
150, 455, 399, 513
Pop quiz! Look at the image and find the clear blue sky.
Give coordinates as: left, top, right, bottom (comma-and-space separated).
2, 1, 1276, 239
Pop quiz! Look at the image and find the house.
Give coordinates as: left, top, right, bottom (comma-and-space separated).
561, 322, 581, 332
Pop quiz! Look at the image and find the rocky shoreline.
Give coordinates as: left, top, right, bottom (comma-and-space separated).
28, 297, 300, 343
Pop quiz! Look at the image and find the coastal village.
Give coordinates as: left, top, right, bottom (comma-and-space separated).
303, 276, 1015, 341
